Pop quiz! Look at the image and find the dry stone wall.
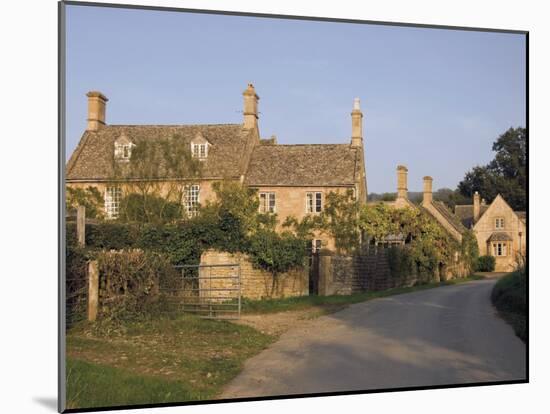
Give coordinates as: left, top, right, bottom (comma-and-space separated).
200, 250, 309, 300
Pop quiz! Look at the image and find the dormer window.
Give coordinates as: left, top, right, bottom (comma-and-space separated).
190, 132, 210, 160
192, 143, 208, 159
114, 133, 134, 162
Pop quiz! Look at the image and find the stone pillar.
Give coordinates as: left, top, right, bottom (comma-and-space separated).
473, 191, 481, 223
422, 176, 433, 206
397, 165, 408, 200
351, 98, 363, 147
76, 205, 85, 247
88, 260, 99, 322
242, 83, 259, 130
86, 91, 108, 132
318, 255, 332, 296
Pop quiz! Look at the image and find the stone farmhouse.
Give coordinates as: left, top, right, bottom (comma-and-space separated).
371, 165, 467, 244
455, 193, 526, 271
373, 165, 526, 272
66, 84, 368, 251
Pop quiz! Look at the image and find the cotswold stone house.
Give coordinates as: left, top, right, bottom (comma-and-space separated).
66, 84, 368, 250
455, 193, 526, 271
372, 165, 467, 243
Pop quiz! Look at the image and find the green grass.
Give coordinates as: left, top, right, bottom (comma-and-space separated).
66, 314, 274, 409
242, 275, 485, 314
65, 274, 486, 409
491, 269, 527, 342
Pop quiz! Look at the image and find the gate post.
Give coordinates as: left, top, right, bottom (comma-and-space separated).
88, 260, 99, 322
77, 205, 86, 247
318, 255, 332, 296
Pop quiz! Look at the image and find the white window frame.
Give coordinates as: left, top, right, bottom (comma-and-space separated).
306, 192, 322, 213
104, 186, 122, 219
191, 143, 208, 159
495, 217, 505, 229
492, 242, 508, 257
311, 239, 322, 253
183, 184, 200, 217
259, 192, 276, 213
114, 143, 133, 162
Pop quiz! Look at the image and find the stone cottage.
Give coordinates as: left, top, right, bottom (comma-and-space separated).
455, 193, 526, 271
66, 84, 368, 251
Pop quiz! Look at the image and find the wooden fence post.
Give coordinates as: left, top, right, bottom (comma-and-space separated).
88, 260, 99, 322
77, 205, 86, 247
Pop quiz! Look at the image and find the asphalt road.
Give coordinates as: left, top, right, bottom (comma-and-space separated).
220, 278, 526, 399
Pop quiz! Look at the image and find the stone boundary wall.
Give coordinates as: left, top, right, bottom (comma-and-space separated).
319, 250, 418, 296
200, 250, 309, 300
319, 249, 470, 296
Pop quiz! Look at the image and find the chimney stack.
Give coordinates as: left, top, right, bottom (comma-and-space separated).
242, 83, 259, 130
397, 165, 408, 200
351, 98, 363, 147
86, 91, 108, 132
473, 191, 481, 223
422, 176, 433, 206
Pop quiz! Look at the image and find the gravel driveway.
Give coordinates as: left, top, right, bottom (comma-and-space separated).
220, 278, 526, 399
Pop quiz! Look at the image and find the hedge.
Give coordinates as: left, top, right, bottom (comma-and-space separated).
476, 255, 496, 272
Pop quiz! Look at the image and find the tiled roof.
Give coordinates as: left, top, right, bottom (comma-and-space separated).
67, 124, 252, 181
454, 204, 489, 228
515, 211, 526, 223
487, 232, 513, 242
429, 201, 467, 234
244, 144, 361, 186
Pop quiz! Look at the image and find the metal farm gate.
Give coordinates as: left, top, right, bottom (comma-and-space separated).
160, 263, 241, 320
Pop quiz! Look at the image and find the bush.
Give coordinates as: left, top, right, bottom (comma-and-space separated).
491, 268, 527, 341
96, 249, 179, 322
85, 223, 140, 250
387, 246, 413, 282
476, 255, 496, 272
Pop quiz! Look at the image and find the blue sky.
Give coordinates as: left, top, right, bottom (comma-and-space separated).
65, 5, 526, 193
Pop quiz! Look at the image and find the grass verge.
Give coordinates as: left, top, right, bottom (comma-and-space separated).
66, 315, 274, 409
242, 274, 485, 314
491, 269, 527, 342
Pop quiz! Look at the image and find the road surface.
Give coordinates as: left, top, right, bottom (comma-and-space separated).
220, 278, 526, 399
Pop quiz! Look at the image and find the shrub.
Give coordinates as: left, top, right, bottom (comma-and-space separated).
66, 245, 90, 326
491, 268, 527, 340
387, 246, 413, 282
248, 230, 308, 297
476, 255, 496, 272
138, 224, 202, 265
85, 223, 140, 250
96, 249, 179, 322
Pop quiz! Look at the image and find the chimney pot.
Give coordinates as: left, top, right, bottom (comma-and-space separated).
243, 83, 259, 130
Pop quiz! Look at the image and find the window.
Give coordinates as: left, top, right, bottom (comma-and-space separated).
259, 192, 276, 213
183, 185, 200, 217
191, 143, 208, 159
104, 186, 122, 219
114, 143, 133, 161
492, 242, 508, 257
311, 239, 322, 253
495, 217, 505, 229
306, 192, 322, 213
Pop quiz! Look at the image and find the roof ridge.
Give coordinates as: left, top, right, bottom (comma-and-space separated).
107, 123, 242, 127
255, 143, 351, 147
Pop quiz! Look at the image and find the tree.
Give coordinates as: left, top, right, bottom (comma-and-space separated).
457, 127, 526, 210
66, 186, 105, 219
248, 229, 308, 297
114, 135, 203, 223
